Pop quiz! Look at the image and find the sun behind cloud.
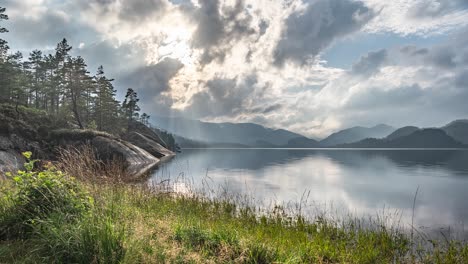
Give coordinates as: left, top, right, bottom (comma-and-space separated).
158, 24, 195, 66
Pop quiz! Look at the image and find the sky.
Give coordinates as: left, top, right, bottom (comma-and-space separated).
2, 0, 468, 138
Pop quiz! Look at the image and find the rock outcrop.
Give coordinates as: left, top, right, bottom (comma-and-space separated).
86, 135, 160, 178
0, 150, 23, 176
50, 129, 172, 178
123, 132, 175, 159
0, 104, 175, 179
128, 121, 169, 148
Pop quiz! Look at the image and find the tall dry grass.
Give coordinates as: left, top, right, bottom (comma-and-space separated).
56, 145, 128, 183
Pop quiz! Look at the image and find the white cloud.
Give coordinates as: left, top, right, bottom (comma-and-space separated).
363, 0, 468, 35
3, 0, 468, 138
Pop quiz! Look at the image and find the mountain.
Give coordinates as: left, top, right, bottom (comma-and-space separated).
151, 116, 305, 146
320, 124, 395, 146
442, 120, 468, 145
341, 129, 464, 148
284, 137, 321, 148
173, 135, 249, 148
386, 126, 420, 140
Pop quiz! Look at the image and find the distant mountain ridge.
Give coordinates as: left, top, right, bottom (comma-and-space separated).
152, 116, 306, 147
386, 126, 420, 141
442, 120, 468, 145
341, 128, 463, 148
320, 124, 395, 146
154, 116, 467, 149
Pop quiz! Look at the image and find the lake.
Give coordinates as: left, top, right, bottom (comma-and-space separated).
148, 149, 468, 235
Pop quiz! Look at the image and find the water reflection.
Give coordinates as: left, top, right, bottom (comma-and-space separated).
149, 149, 468, 234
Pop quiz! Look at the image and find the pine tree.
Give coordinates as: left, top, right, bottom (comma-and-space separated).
94, 66, 120, 132
28, 50, 46, 108
7, 52, 29, 114
65, 56, 93, 129
42, 54, 55, 111
122, 88, 141, 129
140, 113, 150, 126
0, 7, 8, 34
52, 38, 72, 114
0, 6, 10, 102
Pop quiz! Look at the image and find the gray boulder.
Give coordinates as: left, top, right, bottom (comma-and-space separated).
0, 150, 23, 176
123, 132, 175, 159
90, 136, 160, 178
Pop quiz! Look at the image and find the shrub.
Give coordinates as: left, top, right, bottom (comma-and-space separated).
0, 152, 92, 239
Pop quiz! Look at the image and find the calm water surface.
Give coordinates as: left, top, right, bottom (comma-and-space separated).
149, 149, 468, 233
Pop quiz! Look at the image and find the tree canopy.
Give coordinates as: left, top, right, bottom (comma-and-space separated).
0, 6, 157, 136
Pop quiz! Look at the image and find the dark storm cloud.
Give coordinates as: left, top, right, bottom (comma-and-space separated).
408, 0, 468, 18
76, 0, 168, 22
3, 8, 97, 50
400, 45, 460, 69
119, 0, 168, 22
183, 0, 258, 65
273, 0, 374, 66
78, 40, 147, 77
184, 75, 274, 118
249, 104, 283, 114
185, 77, 240, 118
400, 46, 429, 56
113, 57, 184, 116
351, 49, 388, 76
427, 48, 457, 68
258, 20, 269, 36
455, 69, 468, 87
120, 57, 184, 97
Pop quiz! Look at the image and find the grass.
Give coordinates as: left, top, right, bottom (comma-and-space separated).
1, 153, 468, 263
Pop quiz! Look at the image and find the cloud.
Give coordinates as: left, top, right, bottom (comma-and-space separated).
313, 32, 468, 131
183, 0, 259, 65
3, 0, 468, 139
77, 0, 168, 22
351, 49, 388, 76
345, 84, 425, 110
119, 0, 168, 22
120, 57, 184, 96
78, 40, 147, 76
3, 3, 97, 50
363, 0, 468, 35
408, 0, 468, 18
184, 75, 262, 118
273, 0, 374, 66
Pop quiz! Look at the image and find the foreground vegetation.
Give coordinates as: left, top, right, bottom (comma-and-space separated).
0, 153, 467, 263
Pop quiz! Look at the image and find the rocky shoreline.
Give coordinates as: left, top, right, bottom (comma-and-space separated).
0, 104, 174, 179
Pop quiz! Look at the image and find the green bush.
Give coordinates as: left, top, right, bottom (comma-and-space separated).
0, 152, 92, 239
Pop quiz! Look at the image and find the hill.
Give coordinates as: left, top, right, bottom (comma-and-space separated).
443, 120, 468, 145
151, 116, 305, 146
320, 124, 395, 146
284, 137, 321, 148
341, 129, 464, 148
386, 126, 420, 140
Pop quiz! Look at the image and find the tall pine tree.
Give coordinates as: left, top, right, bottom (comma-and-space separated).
122, 88, 140, 130
94, 66, 120, 132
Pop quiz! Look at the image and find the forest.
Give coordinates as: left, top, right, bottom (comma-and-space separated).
0, 7, 153, 136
